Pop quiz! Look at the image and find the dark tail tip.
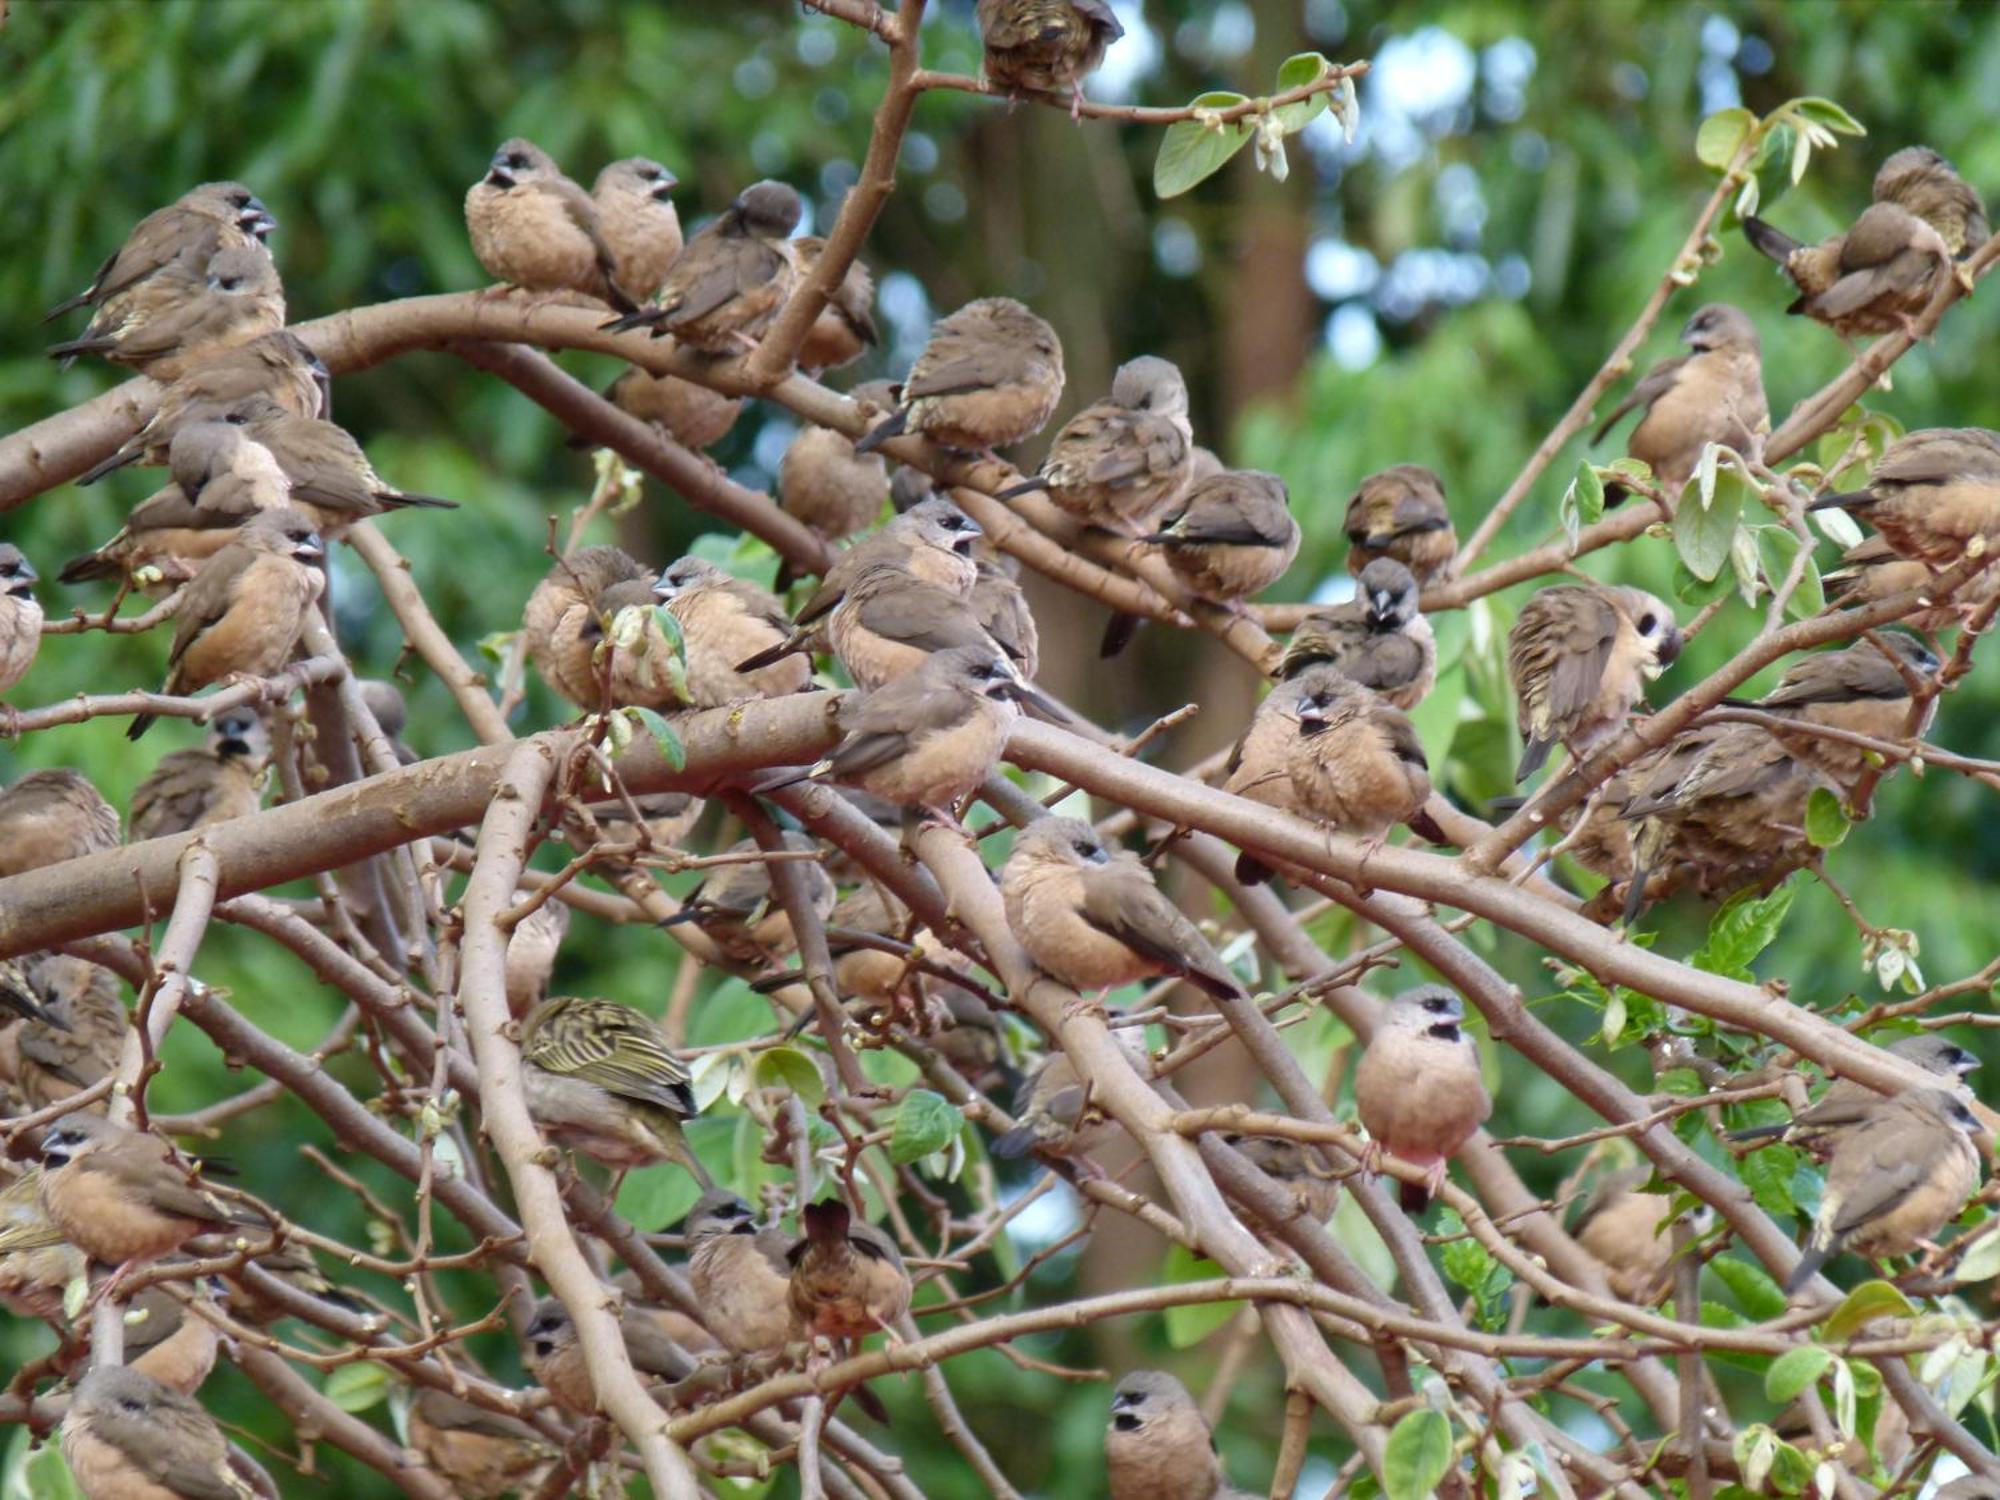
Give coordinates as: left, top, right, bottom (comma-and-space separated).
1743, 215, 1803, 264
852, 410, 907, 456
1407, 809, 1449, 845
381, 490, 459, 511
76, 449, 136, 487
994, 475, 1049, 502
1234, 851, 1273, 887
600, 308, 661, 335
1398, 1179, 1428, 1214
1099, 612, 1141, 659
990, 1126, 1037, 1159
1515, 737, 1552, 784
59, 554, 116, 586
128, 712, 158, 741
1807, 490, 1871, 514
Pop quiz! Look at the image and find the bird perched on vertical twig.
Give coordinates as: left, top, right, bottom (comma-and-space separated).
0, 769, 122, 876
856, 297, 1065, 457
524, 545, 654, 710
1506, 583, 1682, 783
1278, 558, 1436, 709
1593, 303, 1769, 505
46, 243, 286, 381
1138, 469, 1300, 602
127, 507, 327, 740
519, 996, 712, 1186
0, 545, 42, 701
592, 156, 683, 305
129, 710, 271, 841
465, 138, 634, 310
977, 0, 1125, 119
44, 181, 275, 326
603, 181, 803, 350
997, 355, 1191, 530
1353, 986, 1492, 1205
1343, 465, 1456, 584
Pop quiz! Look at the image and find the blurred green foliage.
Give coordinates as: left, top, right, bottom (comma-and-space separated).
5, 0, 2000, 1494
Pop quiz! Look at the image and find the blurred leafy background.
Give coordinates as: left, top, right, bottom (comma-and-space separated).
5, 0, 2000, 1494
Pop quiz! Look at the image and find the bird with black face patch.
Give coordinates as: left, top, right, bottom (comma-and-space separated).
593, 156, 682, 304
45, 181, 275, 327
0, 545, 41, 701
1278, 558, 1435, 709
129, 710, 270, 841
1730, 1033, 1979, 1161
1353, 986, 1491, 1205
685, 1190, 801, 1356
1104, 1370, 1253, 1500
63, 1365, 274, 1500
1724, 633, 1939, 797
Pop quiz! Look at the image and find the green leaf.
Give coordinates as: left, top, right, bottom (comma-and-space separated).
752, 1044, 827, 1110
1382, 1409, 1454, 1500
1789, 97, 1865, 136
1272, 52, 1332, 132
1819, 1279, 1916, 1341
1765, 1345, 1832, 1403
4, 1430, 83, 1500
1756, 527, 1826, 620
324, 1361, 391, 1414
650, 602, 687, 659
889, 1088, 964, 1164
1154, 93, 1253, 197
616, 1165, 704, 1232
1695, 106, 1756, 170
1674, 462, 1746, 582
1160, 1242, 1238, 1348
1955, 1225, 2000, 1285
1711, 1255, 1789, 1321
1672, 560, 1731, 608
1691, 884, 1797, 981
1557, 461, 1604, 551
626, 706, 686, 770
1740, 1143, 1801, 1219
1805, 788, 1850, 849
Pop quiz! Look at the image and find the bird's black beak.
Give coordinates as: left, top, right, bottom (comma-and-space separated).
294, 534, 327, 565
1366, 590, 1396, 624
1656, 626, 1684, 669
996, 679, 1067, 721
651, 175, 679, 200
486, 164, 515, 189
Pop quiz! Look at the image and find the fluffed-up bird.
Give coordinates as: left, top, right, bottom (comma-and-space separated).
999, 355, 1192, 531
47, 244, 284, 381
603, 180, 801, 350
129, 710, 270, 841
407, 1386, 555, 1500
1571, 1167, 1679, 1305
685, 1190, 802, 1356
0, 544, 42, 699
1744, 199, 1955, 343
1730, 1033, 1979, 1160
1105, 1370, 1253, 1500
977, 0, 1124, 117
1726, 633, 1938, 795
1874, 145, 1989, 257
652, 556, 812, 706
45, 180, 275, 326
63, 1365, 273, 1500
465, 138, 633, 310
0, 768, 122, 876
521, 1294, 695, 1414
779, 401, 891, 545
786, 1197, 911, 1341
0, 952, 128, 1111
1222, 1132, 1341, 1236
1507, 583, 1682, 782
1139, 469, 1300, 601
1353, 986, 1492, 1203
1808, 426, 2000, 572
0, 1168, 85, 1321
792, 236, 881, 372
661, 833, 835, 970
523, 545, 654, 710
1823, 532, 2000, 635
1593, 303, 1768, 504
1784, 1088, 1984, 1295
857, 297, 1065, 456
519, 995, 713, 1186
1344, 465, 1456, 584
1278, 557, 1435, 709
592, 156, 683, 304
582, 577, 689, 712
127, 507, 327, 740
1002, 817, 1242, 1001
600, 364, 744, 449
778, 497, 982, 640
971, 552, 1040, 681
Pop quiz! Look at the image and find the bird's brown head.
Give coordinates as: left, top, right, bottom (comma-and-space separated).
484, 138, 551, 190
731, 180, 804, 239
1680, 303, 1759, 353
1357, 557, 1420, 629
1015, 816, 1111, 870
901, 497, 982, 559
524, 1299, 574, 1361
188, 181, 276, 242
242, 508, 326, 566
1390, 984, 1468, 1043
1109, 355, 1189, 420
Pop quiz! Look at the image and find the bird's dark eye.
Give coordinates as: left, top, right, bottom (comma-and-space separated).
120, 1396, 146, 1414
506, 152, 529, 169
1638, 614, 1657, 633
218, 275, 244, 291
1071, 838, 1096, 856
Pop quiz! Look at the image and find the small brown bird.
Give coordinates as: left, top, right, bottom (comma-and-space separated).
519, 995, 712, 1185
465, 138, 633, 310
77, 330, 329, 486
978, 0, 1124, 116
1139, 469, 1300, 601
1874, 145, 1989, 258
357, 677, 419, 765
39, 1114, 257, 1299
786, 1198, 911, 1342
792, 236, 881, 373
857, 297, 1065, 456
1571, 1167, 1679, 1305
46, 181, 274, 325
685, 1190, 802, 1355
0, 544, 42, 700
604, 181, 802, 350
63, 1364, 270, 1500
779, 411, 890, 545
1808, 426, 2000, 571
1223, 666, 1440, 884
1784, 1088, 1984, 1295
408, 1387, 554, 1500
592, 156, 683, 304
584, 577, 688, 712
1507, 583, 1682, 782
990, 1031, 1147, 1159
47, 244, 285, 381
999, 355, 1192, 531
503, 901, 568, 1019
1223, 1133, 1341, 1233
522, 1294, 694, 1414
128, 710, 270, 842
233, 396, 458, 528
1278, 558, 1435, 709
127, 507, 326, 740
1592, 303, 1768, 503
524, 545, 654, 710
1344, 465, 1456, 584
0, 769, 122, 876
124, 1280, 224, 1395
0, 952, 127, 1111
1823, 532, 2000, 635
661, 834, 835, 971
1353, 986, 1492, 1202
1105, 1370, 1249, 1500
1745, 200, 1955, 342
970, 552, 1041, 680
1002, 817, 1242, 1001
784, 497, 984, 635
1932, 1478, 2000, 1500
0, 1168, 86, 1322
1730, 1033, 1979, 1160
1727, 633, 1938, 795
760, 644, 1045, 824
826, 560, 1008, 691
601, 364, 744, 449
652, 557, 811, 706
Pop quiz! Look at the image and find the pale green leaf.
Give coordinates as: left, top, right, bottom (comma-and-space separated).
1819, 1279, 1916, 1341
1805, 788, 1850, 849
1675, 465, 1746, 582
1154, 93, 1253, 197
1272, 53, 1332, 132
1765, 1345, 1832, 1403
752, 1044, 827, 1109
889, 1088, 964, 1165
627, 706, 687, 770
1160, 1242, 1238, 1348
324, 1361, 391, 1414
1789, 97, 1866, 136
1695, 106, 1756, 170
1383, 1409, 1454, 1500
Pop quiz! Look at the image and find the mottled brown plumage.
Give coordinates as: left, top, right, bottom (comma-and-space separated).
978, 0, 1124, 115
466, 138, 631, 308
523, 545, 654, 709
1728, 633, 1938, 795
604, 181, 801, 349
662, 833, 834, 970
1572, 1168, 1678, 1304
1353, 986, 1491, 1200
1874, 145, 1988, 257
601, 364, 743, 448
129, 710, 270, 841
1002, 355, 1191, 530
858, 297, 1065, 455
970, 553, 1041, 679
1139, 468, 1299, 600
1343, 465, 1456, 583
1278, 558, 1434, 709
1593, 303, 1768, 503
786, 1198, 911, 1341
1808, 426, 2000, 570
520, 996, 710, 1183
1745, 201, 1955, 341
0, 769, 122, 875
46, 243, 284, 381
408, 1388, 554, 1499
780, 410, 890, 543
1507, 584, 1681, 782
0, 1168, 85, 1321
0, 545, 42, 699
0, 952, 127, 1111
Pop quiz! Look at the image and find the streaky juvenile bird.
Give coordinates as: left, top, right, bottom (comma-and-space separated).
1507, 583, 1681, 782
1278, 557, 1435, 709
857, 297, 1065, 456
